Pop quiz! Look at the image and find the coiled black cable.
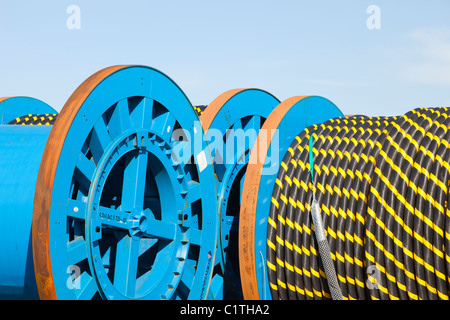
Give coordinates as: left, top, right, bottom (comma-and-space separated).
8, 114, 57, 125
194, 105, 208, 117
267, 108, 450, 300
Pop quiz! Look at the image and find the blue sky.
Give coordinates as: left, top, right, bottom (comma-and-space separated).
0, 0, 449, 116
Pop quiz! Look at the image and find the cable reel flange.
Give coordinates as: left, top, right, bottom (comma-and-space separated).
32, 65, 218, 300
199, 88, 280, 299
238, 95, 344, 300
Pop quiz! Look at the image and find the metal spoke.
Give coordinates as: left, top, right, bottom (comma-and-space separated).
76, 154, 96, 185
142, 217, 177, 241
75, 273, 99, 300
107, 99, 131, 139
226, 119, 251, 163
152, 111, 176, 141
231, 118, 243, 132
67, 237, 88, 266
116, 99, 131, 132
121, 150, 148, 211
89, 117, 112, 163
180, 259, 197, 290
129, 97, 154, 129
187, 181, 201, 204
138, 237, 158, 256
244, 115, 262, 132
187, 228, 202, 246
213, 140, 226, 182
113, 234, 140, 298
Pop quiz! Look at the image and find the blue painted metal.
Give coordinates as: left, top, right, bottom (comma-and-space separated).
202, 89, 280, 299
0, 66, 219, 300
250, 96, 343, 300
0, 97, 56, 124
0, 72, 344, 302
44, 66, 219, 299
0, 97, 56, 299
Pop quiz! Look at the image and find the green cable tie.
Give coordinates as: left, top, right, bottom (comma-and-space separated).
308, 132, 316, 199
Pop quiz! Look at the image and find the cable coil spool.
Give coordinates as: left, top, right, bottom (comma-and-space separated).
267, 108, 450, 300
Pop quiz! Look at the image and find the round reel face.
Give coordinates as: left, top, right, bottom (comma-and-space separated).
32, 65, 218, 300
200, 89, 280, 299
238, 96, 344, 300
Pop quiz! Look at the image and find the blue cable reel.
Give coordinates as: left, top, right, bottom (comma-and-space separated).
0, 96, 57, 125
0, 97, 57, 299
238, 96, 344, 300
199, 89, 280, 299
21, 65, 219, 300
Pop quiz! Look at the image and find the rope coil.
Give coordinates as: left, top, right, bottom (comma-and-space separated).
267, 107, 450, 300
8, 114, 57, 125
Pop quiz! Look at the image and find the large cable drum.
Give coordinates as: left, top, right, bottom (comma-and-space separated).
240, 98, 450, 300
267, 109, 450, 300
0, 65, 219, 300
239, 96, 344, 299
0, 97, 57, 299
0, 96, 56, 125
199, 89, 280, 299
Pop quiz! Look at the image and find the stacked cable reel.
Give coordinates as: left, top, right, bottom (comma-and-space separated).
0, 65, 220, 300
0, 96, 57, 125
237, 96, 344, 299
198, 88, 280, 299
239, 100, 450, 300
